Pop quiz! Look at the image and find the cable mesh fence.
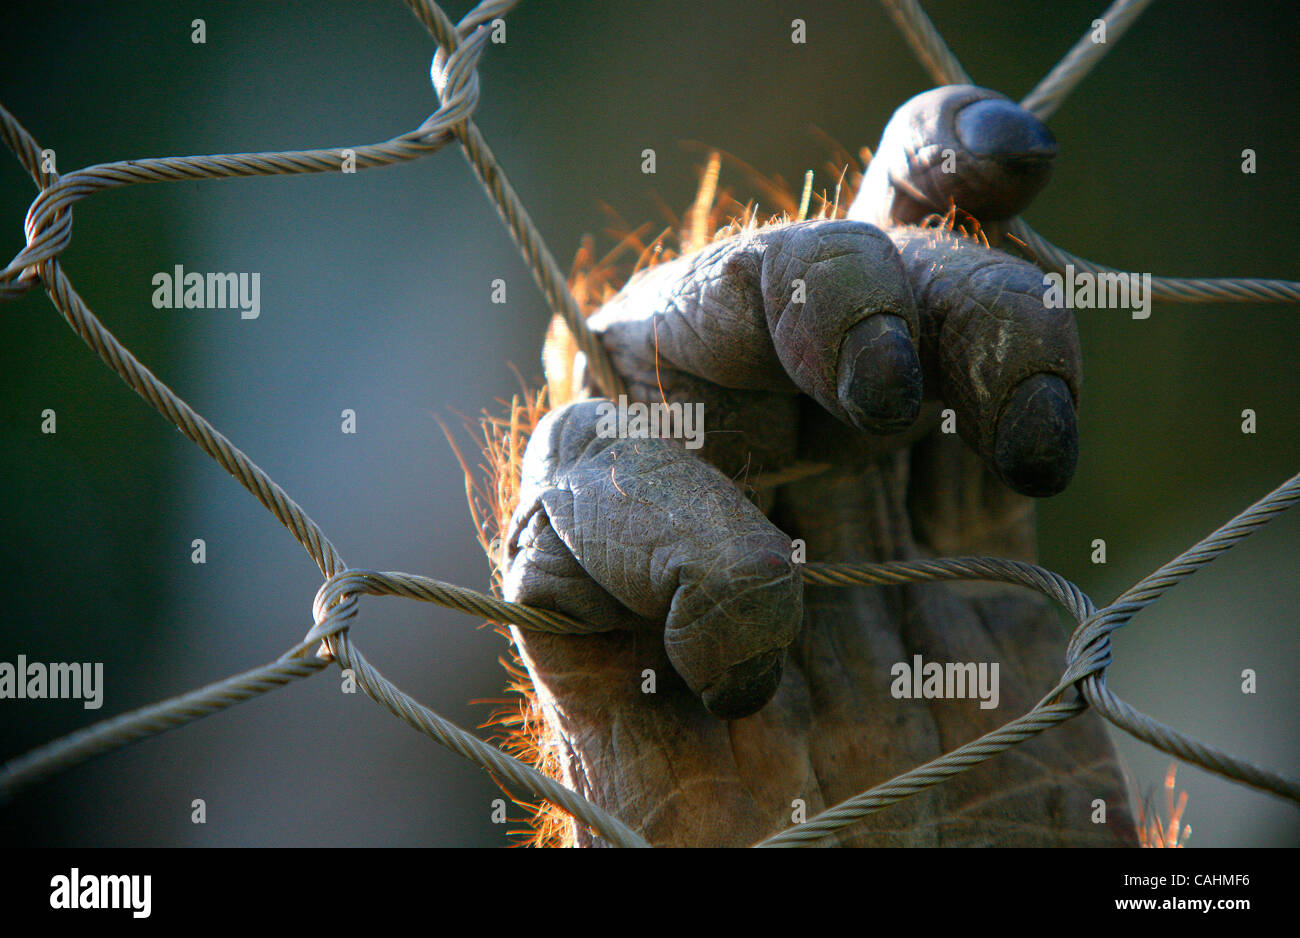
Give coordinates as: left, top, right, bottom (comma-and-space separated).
2, 0, 1297, 847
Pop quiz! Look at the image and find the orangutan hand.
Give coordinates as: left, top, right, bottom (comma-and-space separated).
501, 86, 1135, 847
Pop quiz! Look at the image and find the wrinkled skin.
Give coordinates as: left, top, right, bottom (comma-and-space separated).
503, 85, 1138, 846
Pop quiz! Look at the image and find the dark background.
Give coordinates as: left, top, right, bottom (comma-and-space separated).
1, 0, 1296, 847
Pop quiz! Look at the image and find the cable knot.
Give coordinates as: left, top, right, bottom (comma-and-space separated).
0, 129, 72, 302
423, 25, 489, 139
1060, 609, 1117, 693
306, 570, 368, 654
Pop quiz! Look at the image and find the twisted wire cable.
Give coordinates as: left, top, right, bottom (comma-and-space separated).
0, 34, 485, 300
0, 0, 633, 844
306, 569, 610, 640
1019, 0, 1157, 121
403, 0, 628, 400
1006, 220, 1300, 303
314, 613, 649, 847
25, 248, 348, 578
1, 0, 1296, 848
803, 556, 1096, 622
878, 0, 972, 85
757, 472, 1300, 846
756, 700, 1089, 847
880, 0, 1300, 305
1069, 472, 1300, 802
0, 640, 330, 801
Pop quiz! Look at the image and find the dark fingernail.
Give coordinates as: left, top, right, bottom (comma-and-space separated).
701, 648, 785, 720
954, 99, 1057, 220
837, 313, 922, 434
993, 373, 1078, 497
955, 98, 1058, 162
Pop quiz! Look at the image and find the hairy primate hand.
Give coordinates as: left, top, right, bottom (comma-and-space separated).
502, 86, 1136, 847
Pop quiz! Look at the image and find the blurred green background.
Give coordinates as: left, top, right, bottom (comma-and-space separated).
1, 0, 1296, 847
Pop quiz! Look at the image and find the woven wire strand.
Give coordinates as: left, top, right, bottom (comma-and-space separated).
1, 0, 1296, 848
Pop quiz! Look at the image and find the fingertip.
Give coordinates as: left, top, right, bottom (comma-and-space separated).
955, 98, 1058, 163
701, 648, 786, 720
951, 95, 1057, 221
993, 373, 1078, 497
837, 313, 923, 434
